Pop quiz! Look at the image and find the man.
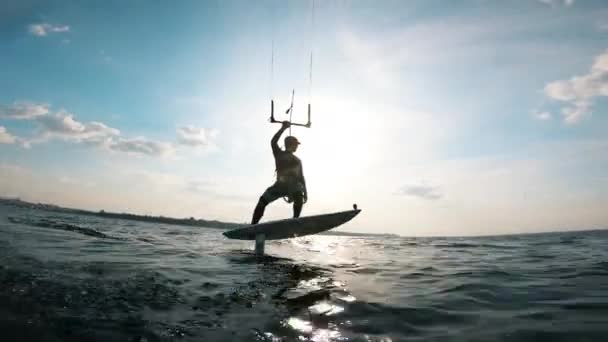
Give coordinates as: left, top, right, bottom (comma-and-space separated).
251, 121, 307, 224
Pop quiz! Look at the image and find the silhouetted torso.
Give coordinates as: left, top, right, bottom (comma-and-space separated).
273, 148, 302, 181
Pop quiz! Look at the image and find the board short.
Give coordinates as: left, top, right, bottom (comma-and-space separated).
261, 180, 305, 204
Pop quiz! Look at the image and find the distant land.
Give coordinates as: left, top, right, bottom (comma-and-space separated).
0, 197, 242, 229
0, 197, 398, 237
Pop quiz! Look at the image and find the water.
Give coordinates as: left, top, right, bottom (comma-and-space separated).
1, 203, 607, 342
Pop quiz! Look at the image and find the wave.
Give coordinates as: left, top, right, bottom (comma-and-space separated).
431, 242, 517, 250
8, 216, 118, 239
594, 261, 608, 270
349, 267, 382, 275
439, 282, 504, 295
399, 241, 420, 247
342, 301, 474, 337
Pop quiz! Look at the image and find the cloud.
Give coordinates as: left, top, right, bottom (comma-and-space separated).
11, 104, 173, 157
561, 101, 591, 124
538, 0, 574, 6
0, 100, 218, 157
0, 126, 17, 144
34, 110, 120, 144
544, 49, 608, 124
108, 137, 175, 157
176, 125, 218, 147
28, 23, 70, 37
0, 101, 49, 120
395, 182, 443, 200
13, 105, 173, 157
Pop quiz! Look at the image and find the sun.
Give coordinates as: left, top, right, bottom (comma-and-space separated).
292, 95, 383, 198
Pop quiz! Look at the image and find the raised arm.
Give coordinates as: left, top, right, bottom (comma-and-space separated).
271, 121, 290, 153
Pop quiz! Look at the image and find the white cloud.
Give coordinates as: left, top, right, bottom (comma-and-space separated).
0, 100, 219, 158
34, 110, 120, 144
561, 100, 591, 124
176, 125, 218, 147
0, 101, 49, 120
544, 49, 608, 124
28, 23, 70, 37
0, 126, 17, 144
14, 104, 172, 157
108, 137, 175, 157
395, 182, 443, 200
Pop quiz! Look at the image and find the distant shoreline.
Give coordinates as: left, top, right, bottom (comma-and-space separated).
0, 197, 243, 230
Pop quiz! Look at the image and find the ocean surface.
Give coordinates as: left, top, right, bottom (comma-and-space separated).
1, 203, 607, 342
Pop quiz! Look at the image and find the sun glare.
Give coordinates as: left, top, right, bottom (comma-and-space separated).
296, 96, 383, 193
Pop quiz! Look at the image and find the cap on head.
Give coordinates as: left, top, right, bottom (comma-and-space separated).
284, 135, 300, 147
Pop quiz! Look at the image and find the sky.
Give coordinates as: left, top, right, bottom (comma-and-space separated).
1, 0, 608, 236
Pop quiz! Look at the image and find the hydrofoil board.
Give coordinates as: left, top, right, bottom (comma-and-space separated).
223, 207, 361, 241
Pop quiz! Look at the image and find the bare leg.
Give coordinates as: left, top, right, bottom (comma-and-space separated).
293, 195, 304, 218
251, 197, 268, 224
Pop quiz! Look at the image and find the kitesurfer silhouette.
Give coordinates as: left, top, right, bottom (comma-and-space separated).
251, 121, 307, 224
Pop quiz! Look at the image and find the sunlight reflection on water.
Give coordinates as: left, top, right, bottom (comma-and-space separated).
336, 294, 356, 302
286, 317, 313, 334
309, 301, 345, 315
298, 276, 330, 291
284, 317, 343, 342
